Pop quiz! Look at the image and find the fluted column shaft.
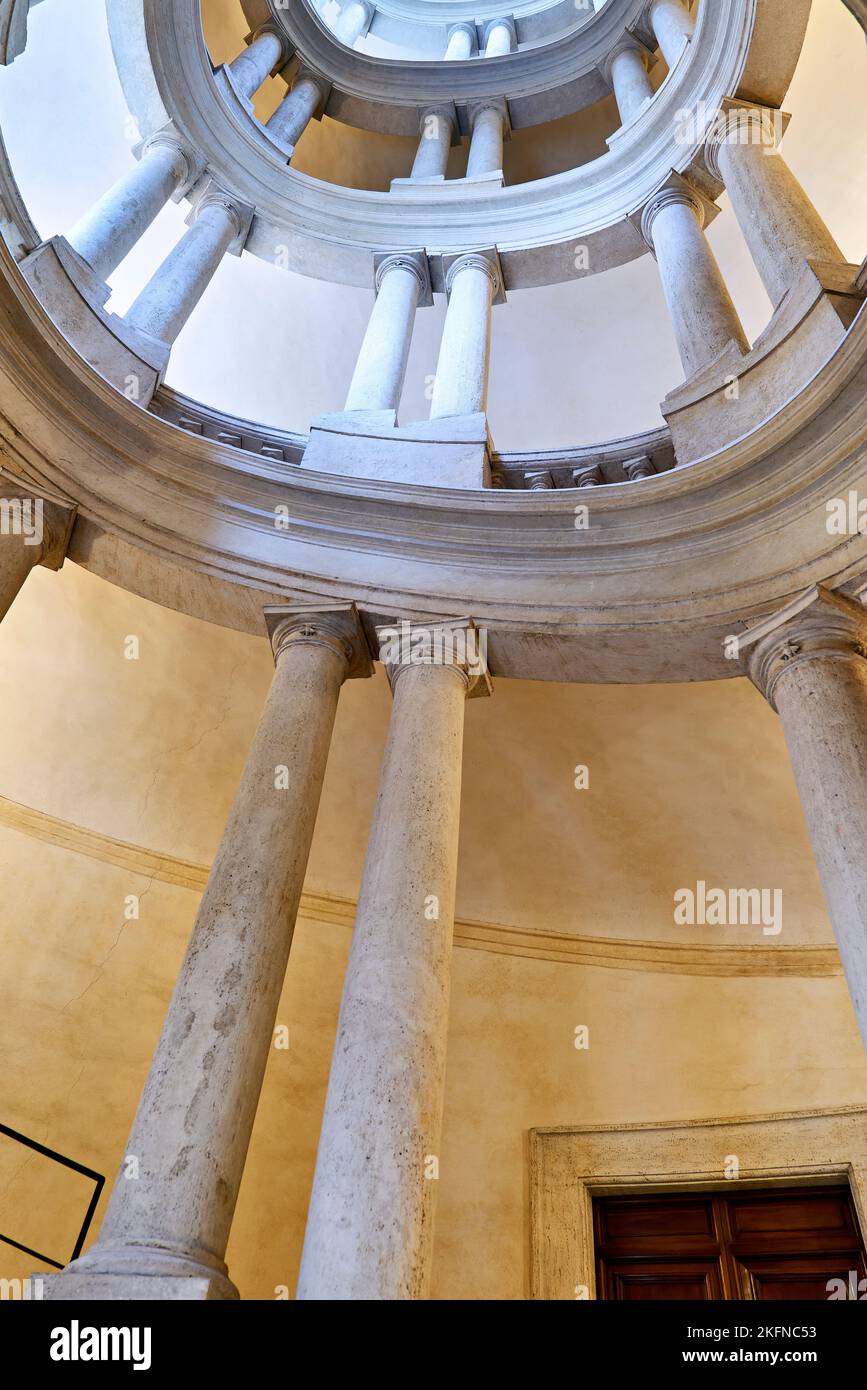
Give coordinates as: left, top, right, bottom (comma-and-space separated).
411, 108, 454, 179
228, 28, 284, 100
467, 104, 504, 178
125, 198, 243, 345
297, 622, 489, 1299
746, 589, 867, 1052
609, 45, 654, 124
430, 254, 499, 420
266, 75, 324, 149
707, 107, 846, 310
345, 257, 426, 413
444, 23, 475, 59
67, 140, 190, 283
648, 0, 694, 67
642, 188, 749, 378
334, 0, 372, 47
51, 607, 371, 1299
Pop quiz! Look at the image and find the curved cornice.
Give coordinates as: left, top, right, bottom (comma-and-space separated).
104, 0, 809, 287
1, 231, 866, 683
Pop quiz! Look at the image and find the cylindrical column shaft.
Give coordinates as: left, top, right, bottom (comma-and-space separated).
609, 45, 654, 125
444, 23, 475, 60
67, 141, 189, 283
411, 109, 454, 179
644, 192, 749, 378
125, 200, 241, 345
334, 0, 371, 47
227, 29, 284, 100
712, 129, 845, 309
59, 613, 365, 1296
648, 0, 694, 67
430, 257, 498, 420
266, 76, 323, 149
467, 105, 504, 178
298, 643, 480, 1299
345, 261, 422, 412
484, 19, 514, 57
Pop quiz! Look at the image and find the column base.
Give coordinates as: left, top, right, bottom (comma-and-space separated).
40, 1272, 237, 1301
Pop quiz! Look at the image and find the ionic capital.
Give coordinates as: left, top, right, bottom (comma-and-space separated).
264, 603, 374, 680
446, 22, 478, 55
416, 103, 457, 140
623, 455, 655, 481
639, 173, 710, 250
703, 97, 791, 182
738, 586, 867, 711
375, 617, 493, 699
482, 16, 517, 49
572, 464, 603, 488
467, 96, 511, 137
442, 247, 506, 304
374, 249, 433, 306
599, 30, 654, 88
139, 128, 201, 197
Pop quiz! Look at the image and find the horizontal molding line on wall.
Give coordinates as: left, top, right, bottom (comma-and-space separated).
0, 794, 842, 981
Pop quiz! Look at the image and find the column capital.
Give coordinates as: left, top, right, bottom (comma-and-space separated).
481, 16, 517, 49
442, 247, 506, 304
264, 602, 374, 679
139, 127, 202, 199
373, 249, 433, 306
416, 102, 458, 140
572, 464, 603, 488
188, 184, 255, 255
0, 485, 77, 570
375, 617, 493, 698
638, 172, 718, 251
467, 95, 511, 137
738, 586, 867, 711
446, 21, 478, 55
599, 30, 654, 87
703, 97, 791, 182
622, 455, 655, 481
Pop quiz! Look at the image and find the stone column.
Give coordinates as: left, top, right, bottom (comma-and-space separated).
410, 107, 455, 180
227, 27, 285, 100
646, 0, 694, 67
483, 17, 515, 57
334, 0, 373, 47
706, 101, 846, 310
605, 40, 654, 125
344, 252, 431, 413
641, 181, 749, 379
67, 136, 192, 283
125, 192, 250, 346
430, 251, 502, 420
466, 102, 505, 179
266, 73, 326, 150
743, 587, 867, 1052
297, 619, 491, 1300
45, 605, 373, 1300
0, 491, 75, 621
444, 22, 476, 60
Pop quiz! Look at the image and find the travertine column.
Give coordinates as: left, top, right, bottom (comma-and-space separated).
297, 619, 491, 1300
744, 587, 867, 1052
227, 27, 285, 100
444, 22, 476, 59
125, 193, 250, 345
483, 17, 515, 57
410, 107, 455, 179
0, 492, 75, 620
344, 252, 430, 413
266, 73, 326, 149
67, 136, 192, 283
646, 0, 694, 67
466, 102, 505, 178
46, 605, 372, 1300
430, 250, 502, 420
606, 40, 654, 125
334, 0, 373, 47
641, 182, 749, 378
706, 101, 846, 309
